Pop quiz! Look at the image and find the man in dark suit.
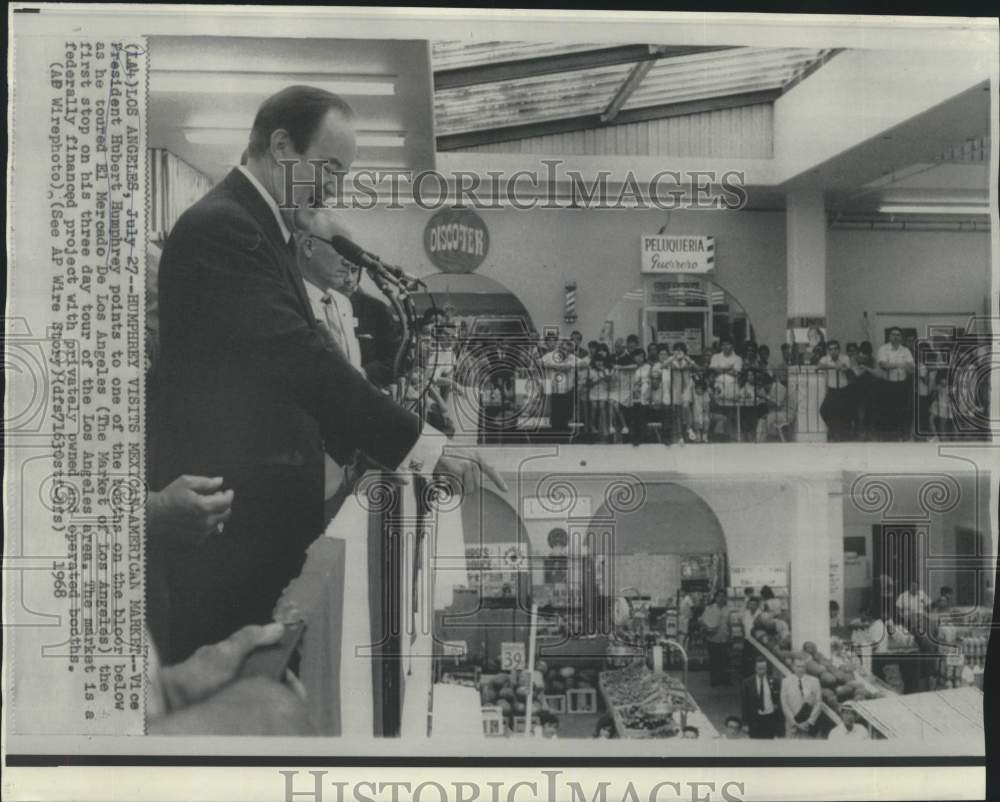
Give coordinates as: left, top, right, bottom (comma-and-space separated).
351, 286, 400, 389
740, 655, 781, 739
152, 85, 501, 663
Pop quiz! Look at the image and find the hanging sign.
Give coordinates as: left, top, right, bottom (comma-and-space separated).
424, 208, 490, 273
641, 235, 715, 274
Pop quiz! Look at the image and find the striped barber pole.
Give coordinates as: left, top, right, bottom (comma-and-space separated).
564, 281, 578, 323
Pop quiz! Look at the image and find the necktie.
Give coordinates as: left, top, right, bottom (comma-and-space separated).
799, 678, 804, 697
758, 677, 765, 711
320, 295, 347, 357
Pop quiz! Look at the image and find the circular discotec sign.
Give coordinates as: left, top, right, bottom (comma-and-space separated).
423, 208, 490, 273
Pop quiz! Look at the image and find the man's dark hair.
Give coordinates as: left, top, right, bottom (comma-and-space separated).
247, 85, 354, 159
672, 341, 688, 353
827, 339, 841, 349
626, 334, 640, 344
940, 585, 953, 595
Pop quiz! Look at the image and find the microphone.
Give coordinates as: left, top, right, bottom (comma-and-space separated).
329, 235, 425, 289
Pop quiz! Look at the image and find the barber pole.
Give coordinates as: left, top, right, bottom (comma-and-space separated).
564, 281, 577, 324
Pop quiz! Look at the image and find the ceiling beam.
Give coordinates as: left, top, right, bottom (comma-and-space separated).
437, 89, 781, 151
434, 45, 737, 91
779, 48, 845, 95
601, 59, 657, 124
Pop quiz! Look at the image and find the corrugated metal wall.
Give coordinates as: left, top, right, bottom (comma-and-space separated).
455, 103, 772, 158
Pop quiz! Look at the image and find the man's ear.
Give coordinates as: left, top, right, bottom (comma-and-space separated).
295, 233, 313, 259
269, 128, 293, 160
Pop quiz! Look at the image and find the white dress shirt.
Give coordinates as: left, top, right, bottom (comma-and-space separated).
305, 280, 362, 371
780, 673, 821, 723
876, 343, 915, 382
818, 354, 852, 389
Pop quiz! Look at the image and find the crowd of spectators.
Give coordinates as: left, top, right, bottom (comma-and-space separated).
408, 310, 984, 445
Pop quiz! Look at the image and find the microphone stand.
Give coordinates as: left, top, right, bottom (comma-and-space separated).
363, 261, 425, 737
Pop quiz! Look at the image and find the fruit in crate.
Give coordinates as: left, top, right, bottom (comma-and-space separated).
835, 684, 854, 702
513, 701, 526, 715
515, 687, 528, 701
821, 688, 839, 708
481, 687, 498, 705
492, 673, 510, 689
819, 671, 837, 689
802, 641, 818, 657
805, 659, 822, 677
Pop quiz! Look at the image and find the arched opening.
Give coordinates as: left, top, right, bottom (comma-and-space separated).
413, 274, 543, 444
413, 272, 537, 339
605, 279, 755, 358
589, 481, 728, 608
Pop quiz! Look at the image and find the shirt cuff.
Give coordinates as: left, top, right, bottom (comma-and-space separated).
398, 423, 447, 478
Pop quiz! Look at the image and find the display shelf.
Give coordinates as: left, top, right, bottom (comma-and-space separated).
598, 664, 719, 739
848, 687, 984, 739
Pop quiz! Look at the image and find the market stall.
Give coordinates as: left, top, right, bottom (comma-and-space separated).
599, 660, 719, 739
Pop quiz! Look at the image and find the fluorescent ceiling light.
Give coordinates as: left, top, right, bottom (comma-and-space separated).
878, 204, 989, 216
183, 129, 406, 148
153, 71, 396, 96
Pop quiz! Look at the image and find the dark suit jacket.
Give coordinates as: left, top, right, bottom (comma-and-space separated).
741, 673, 781, 725
153, 168, 421, 536
352, 290, 400, 388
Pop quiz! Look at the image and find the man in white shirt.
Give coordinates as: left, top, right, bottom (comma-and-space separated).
875, 327, 915, 441
895, 581, 931, 628
818, 340, 854, 441
709, 339, 743, 404
541, 340, 580, 441
709, 339, 743, 438
826, 704, 869, 741
296, 210, 364, 371
780, 658, 822, 738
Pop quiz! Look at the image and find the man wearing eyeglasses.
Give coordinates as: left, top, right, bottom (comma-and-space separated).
152, 85, 504, 663
295, 212, 364, 372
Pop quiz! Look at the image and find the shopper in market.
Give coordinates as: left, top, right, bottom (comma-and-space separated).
780, 657, 822, 738
593, 714, 617, 739
699, 590, 733, 686
818, 340, 854, 441
875, 326, 916, 440
895, 580, 931, 629
931, 585, 954, 613
741, 655, 781, 739
724, 716, 746, 739
826, 704, 869, 741
740, 595, 764, 676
